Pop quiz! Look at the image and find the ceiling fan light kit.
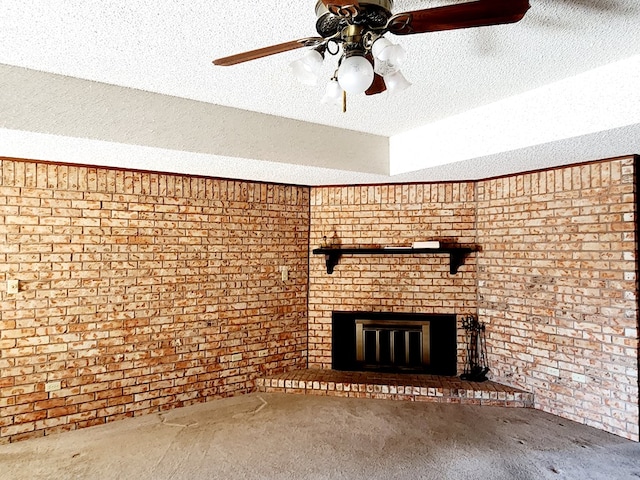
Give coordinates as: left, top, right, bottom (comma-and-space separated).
213, 0, 530, 110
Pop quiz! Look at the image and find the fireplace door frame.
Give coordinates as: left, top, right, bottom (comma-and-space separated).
332, 311, 457, 376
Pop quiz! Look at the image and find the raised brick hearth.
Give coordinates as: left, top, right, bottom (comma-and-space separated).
257, 369, 534, 408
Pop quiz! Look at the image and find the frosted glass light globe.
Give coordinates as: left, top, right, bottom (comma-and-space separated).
321, 79, 343, 106
290, 50, 324, 86
372, 37, 406, 66
384, 70, 412, 94
337, 55, 374, 95
372, 37, 393, 61
386, 45, 406, 66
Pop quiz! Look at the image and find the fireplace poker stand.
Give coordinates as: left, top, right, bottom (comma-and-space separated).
460, 315, 490, 382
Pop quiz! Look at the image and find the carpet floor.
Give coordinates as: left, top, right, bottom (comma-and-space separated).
1, 393, 639, 480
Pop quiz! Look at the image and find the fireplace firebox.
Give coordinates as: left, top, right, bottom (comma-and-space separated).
332, 312, 457, 375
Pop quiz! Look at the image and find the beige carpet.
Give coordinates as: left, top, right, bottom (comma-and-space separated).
1, 393, 639, 480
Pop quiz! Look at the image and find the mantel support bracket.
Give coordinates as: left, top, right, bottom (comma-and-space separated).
449, 250, 468, 275
324, 251, 342, 274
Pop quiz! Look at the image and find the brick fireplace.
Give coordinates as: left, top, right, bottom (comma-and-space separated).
309, 157, 639, 441
308, 182, 478, 371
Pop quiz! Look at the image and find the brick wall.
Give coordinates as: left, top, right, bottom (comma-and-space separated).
477, 158, 639, 441
1, 155, 638, 443
308, 183, 478, 370
0, 158, 309, 443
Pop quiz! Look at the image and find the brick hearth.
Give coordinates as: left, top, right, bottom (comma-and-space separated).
257, 370, 534, 408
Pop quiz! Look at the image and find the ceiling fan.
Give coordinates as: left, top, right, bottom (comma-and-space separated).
213, 0, 530, 109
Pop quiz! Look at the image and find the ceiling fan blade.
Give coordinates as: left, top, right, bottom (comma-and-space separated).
213, 38, 324, 66
365, 73, 387, 96
387, 0, 530, 36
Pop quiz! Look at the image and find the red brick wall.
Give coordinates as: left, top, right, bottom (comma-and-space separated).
477, 158, 639, 441
308, 183, 478, 370
0, 159, 309, 443
1, 155, 638, 443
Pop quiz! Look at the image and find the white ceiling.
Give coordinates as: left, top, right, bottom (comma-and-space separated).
0, 0, 639, 185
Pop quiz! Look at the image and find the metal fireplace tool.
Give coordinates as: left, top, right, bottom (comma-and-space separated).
460, 315, 490, 382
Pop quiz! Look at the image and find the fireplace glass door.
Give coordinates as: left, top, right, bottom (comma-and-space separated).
355, 319, 430, 371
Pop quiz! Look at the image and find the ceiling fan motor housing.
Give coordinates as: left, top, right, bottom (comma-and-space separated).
315, 1, 394, 38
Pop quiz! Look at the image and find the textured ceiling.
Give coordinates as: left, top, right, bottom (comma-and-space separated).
0, 0, 639, 185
